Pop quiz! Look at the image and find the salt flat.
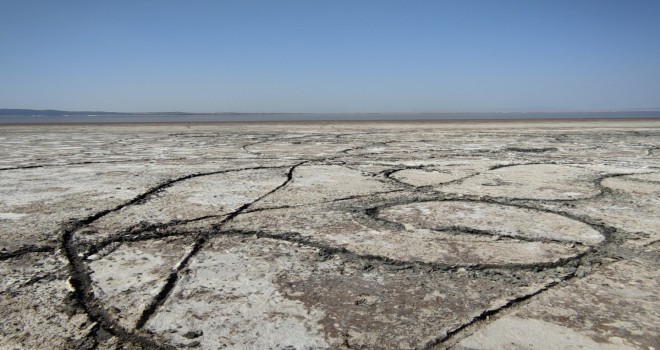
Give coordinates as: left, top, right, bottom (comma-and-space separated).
0, 120, 658, 349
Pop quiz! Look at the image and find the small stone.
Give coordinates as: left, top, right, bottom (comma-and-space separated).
183, 330, 204, 339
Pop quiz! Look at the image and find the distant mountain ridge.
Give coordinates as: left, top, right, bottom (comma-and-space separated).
0, 109, 123, 116
2, 108, 660, 117
0, 109, 297, 116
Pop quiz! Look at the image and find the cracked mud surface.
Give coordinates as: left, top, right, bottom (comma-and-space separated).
1, 120, 658, 349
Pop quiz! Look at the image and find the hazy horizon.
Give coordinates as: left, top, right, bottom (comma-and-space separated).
2, 109, 659, 124
4, 108, 660, 115
2, 1, 660, 113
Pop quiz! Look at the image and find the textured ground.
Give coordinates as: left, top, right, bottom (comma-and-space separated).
0, 120, 658, 349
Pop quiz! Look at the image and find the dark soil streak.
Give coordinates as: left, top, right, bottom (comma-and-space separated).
62, 219, 175, 349
0, 159, 152, 171
424, 273, 574, 349
0, 245, 55, 260
381, 167, 421, 189
210, 228, 591, 273
133, 161, 308, 329
505, 147, 558, 153
59, 163, 298, 349
364, 196, 618, 243
82, 214, 227, 259
428, 225, 586, 245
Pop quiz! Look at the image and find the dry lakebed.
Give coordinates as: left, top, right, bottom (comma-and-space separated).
0, 120, 658, 349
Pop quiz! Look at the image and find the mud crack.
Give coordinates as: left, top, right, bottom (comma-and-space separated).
0, 245, 55, 260
59, 164, 300, 349
134, 161, 308, 329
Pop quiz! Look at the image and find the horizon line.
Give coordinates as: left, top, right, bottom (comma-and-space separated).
3, 108, 660, 115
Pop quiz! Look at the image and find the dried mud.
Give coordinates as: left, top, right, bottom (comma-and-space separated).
0, 121, 658, 349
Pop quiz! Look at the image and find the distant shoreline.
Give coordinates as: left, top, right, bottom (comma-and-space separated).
2, 117, 660, 127
1, 111, 659, 124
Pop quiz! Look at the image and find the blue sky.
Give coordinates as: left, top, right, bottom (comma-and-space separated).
1, 0, 659, 112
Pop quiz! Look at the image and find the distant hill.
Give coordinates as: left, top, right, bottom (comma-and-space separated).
2, 108, 660, 119
0, 109, 278, 116
0, 109, 122, 116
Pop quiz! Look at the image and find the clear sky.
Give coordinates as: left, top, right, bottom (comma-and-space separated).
1, 0, 659, 113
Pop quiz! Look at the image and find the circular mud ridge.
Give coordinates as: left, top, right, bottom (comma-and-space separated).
368, 199, 605, 267
437, 164, 604, 200
377, 200, 604, 245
